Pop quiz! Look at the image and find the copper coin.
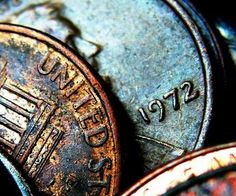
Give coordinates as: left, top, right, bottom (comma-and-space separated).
123, 142, 236, 195
0, 0, 226, 174
0, 24, 120, 195
168, 164, 236, 195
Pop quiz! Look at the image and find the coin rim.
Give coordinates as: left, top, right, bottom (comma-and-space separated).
166, 163, 236, 195
165, 0, 214, 151
0, 151, 33, 196
122, 141, 236, 195
0, 23, 121, 195
175, 0, 225, 150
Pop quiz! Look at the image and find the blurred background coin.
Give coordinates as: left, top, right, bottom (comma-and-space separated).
0, 24, 120, 195
190, 0, 236, 65
0, 151, 33, 196
123, 142, 236, 195
189, 0, 236, 150
167, 164, 236, 195
0, 0, 226, 188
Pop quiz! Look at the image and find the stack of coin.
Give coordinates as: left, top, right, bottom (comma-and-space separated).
0, 0, 236, 195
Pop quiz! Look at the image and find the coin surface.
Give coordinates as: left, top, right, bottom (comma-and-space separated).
168, 165, 236, 195
0, 152, 33, 196
123, 142, 236, 195
0, 0, 224, 174
0, 24, 120, 195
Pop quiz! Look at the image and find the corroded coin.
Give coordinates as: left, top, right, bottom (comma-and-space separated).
0, 0, 224, 175
0, 24, 120, 195
0, 151, 32, 196
123, 142, 236, 195
168, 165, 236, 195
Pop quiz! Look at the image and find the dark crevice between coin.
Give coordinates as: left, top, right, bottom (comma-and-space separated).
62, 37, 145, 193
204, 33, 236, 147
1, 151, 43, 195
184, 0, 236, 146
190, 0, 236, 29
98, 76, 146, 193
0, 160, 22, 196
188, 0, 236, 146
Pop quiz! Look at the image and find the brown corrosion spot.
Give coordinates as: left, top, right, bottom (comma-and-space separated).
0, 24, 120, 195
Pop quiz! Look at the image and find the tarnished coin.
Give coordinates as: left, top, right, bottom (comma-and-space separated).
123, 142, 236, 195
0, 24, 120, 195
168, 165, 236, 195
0, 0, 224, 174
0, 151, 33, 196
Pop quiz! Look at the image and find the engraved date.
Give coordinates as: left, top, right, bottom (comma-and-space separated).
139, 81, 200, 124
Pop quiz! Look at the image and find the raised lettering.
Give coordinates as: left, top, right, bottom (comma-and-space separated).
138, 107, 150, 124
148, 99, 165, 122
37, 53, 57, 75
88, 175, 111, 194
84, 125, 108, 147
73, 88, 96, 110
79, 108, 102, 129
50, 63, 78, 90
163, 88, 180, 111
38, 53, 79, 91
88, 158, 111, 173
65, 78, 85, 98
180, 81, 199, 103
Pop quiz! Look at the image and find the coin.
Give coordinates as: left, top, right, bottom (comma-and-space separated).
0, 151, 33, 196
194, 0, 236, 67
0, 24, 120, 195
123, 142, 236, 195
167, 164, 236, 195
0, 0, 224, 175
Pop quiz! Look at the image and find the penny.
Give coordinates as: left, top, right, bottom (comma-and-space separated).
0, 24, 120, 195
122, 142, 236, 195
0, 0, 224, 174
168, 165, 236, 195
0, 152, 33, 196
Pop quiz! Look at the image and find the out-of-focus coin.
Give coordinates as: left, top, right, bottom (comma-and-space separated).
122, 142, 236, 195
168, 164, 236, 195
190, 0, 236, 64
217, 21, 236, 65
0, 24, 120, 195
0, 0, 224, 173
0, 151, 33, 196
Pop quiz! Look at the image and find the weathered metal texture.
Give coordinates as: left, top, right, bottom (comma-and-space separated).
0, 151, 33, 196
0, 24, 120, 195
168, 165, 236, 195
0, 0, 223, 173
122, 142, 236, 195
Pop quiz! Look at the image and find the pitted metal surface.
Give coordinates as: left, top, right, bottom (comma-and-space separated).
0, 24, 120, 195
0, 0, 225, 182
0, 0, 223, 174
123, 142, 236, 196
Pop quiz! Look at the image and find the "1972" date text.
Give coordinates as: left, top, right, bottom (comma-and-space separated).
138, 81, 200, 124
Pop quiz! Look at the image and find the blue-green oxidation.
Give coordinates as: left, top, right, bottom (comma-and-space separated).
0, 0, 222, 173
